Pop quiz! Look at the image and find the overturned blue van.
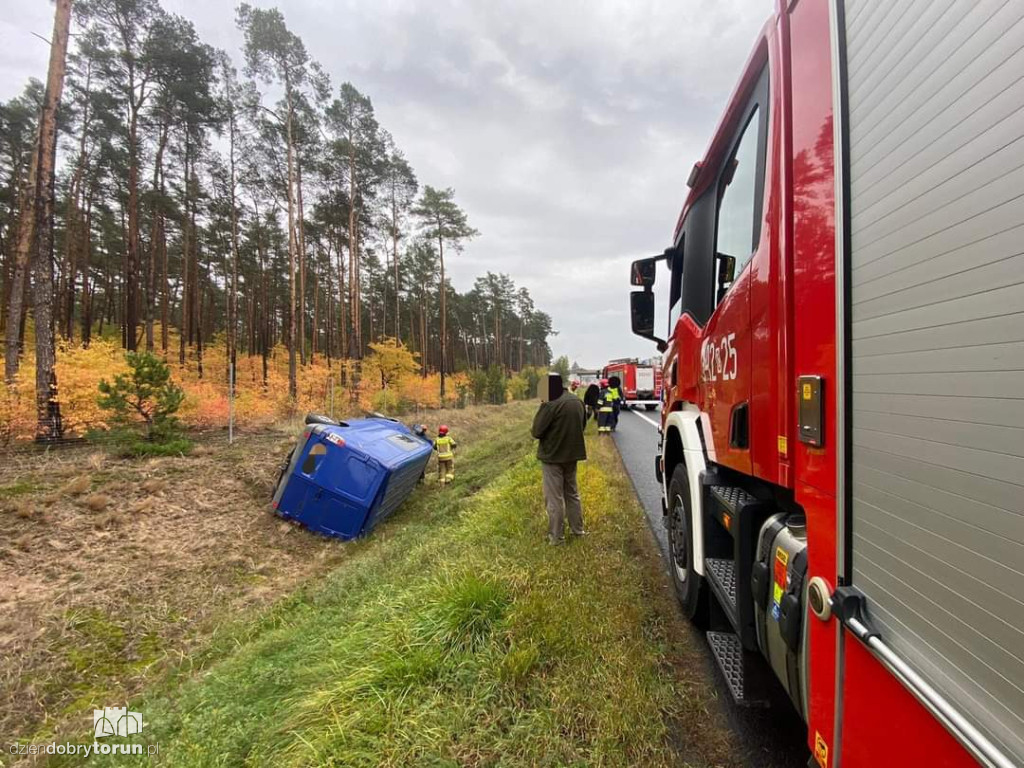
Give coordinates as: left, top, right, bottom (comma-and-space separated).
271, 415, 433, 539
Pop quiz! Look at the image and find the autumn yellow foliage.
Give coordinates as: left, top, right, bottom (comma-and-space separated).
0, 334, 462, 443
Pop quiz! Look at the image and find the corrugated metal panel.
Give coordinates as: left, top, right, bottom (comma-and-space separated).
844, 0, 1024, 762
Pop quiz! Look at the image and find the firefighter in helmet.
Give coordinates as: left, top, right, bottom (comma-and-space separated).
606, 375, 624, 431
434, 425, 457, 484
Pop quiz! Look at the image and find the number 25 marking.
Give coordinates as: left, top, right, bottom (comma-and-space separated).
702, 332, 738, 383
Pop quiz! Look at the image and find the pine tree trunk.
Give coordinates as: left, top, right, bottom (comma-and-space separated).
61, 175, 78, 341
147, 124, 167, 351
80, 197, 93, 346
3, 120, 39, 382
196, 282, 204, 379
189, 171, 199, 358
297, 157, 306, 367
335, 233, 347, 365
437, 225, 446, 400
348, 203, 359, 360
391, 188, 400, 343
125, 113, 140, 351
228, 105, 239, 382
419, 286, 427, 378
312, 264, 318, 364
179, 137, 190, 366
284, 88, 297, 399
160, 209, 168, 355
324, 248, 332, 368
32, 0, 71, 439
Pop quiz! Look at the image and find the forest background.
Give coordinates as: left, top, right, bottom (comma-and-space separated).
0, 0, 561, 443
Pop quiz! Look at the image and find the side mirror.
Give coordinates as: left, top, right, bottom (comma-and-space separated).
715, 252, 736, 302
630, 290, 666, 351
630, 258, 657, 288
716, 253, 736, 285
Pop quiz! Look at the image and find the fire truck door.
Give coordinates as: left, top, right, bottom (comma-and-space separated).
700, 92, 767, 476
702, 272, 752, 474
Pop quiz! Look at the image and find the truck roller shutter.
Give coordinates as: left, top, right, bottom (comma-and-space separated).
842, 0, 1024, 762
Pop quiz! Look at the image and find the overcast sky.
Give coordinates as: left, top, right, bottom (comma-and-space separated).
0, 0, 769, 368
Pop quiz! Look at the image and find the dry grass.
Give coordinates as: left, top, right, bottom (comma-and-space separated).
60, 475, 91, 497
93, 511, 126, 528
0, 402, 535, 750
127, 497, 157, 514
140, 477, 167, 494
80, 493, 110, 511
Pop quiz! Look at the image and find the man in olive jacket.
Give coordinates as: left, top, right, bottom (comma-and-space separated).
531, 374, 588, 544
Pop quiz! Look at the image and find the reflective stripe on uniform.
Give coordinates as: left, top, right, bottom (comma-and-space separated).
435, 436, 454, 460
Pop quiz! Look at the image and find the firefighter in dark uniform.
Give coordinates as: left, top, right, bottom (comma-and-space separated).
583, 382, 601, 426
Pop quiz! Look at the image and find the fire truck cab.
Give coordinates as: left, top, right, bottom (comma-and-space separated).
628, 2, 1024, 766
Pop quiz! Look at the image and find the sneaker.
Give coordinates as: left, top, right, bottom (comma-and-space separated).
570, 530, 589, 537
548, 537, 565, 546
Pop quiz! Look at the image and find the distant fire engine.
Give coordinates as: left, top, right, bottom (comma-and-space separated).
602, 358, 663, 411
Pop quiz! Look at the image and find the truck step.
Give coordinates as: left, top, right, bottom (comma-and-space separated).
710, 485, 758, 516
705, 557, 739, 630
707, 631, 769, 707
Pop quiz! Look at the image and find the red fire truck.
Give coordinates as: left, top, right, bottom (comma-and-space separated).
602, 358, 663, 411
628, 2, 1023, 767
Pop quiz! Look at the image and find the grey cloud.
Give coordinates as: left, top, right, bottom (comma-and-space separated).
1, 0, 771, 366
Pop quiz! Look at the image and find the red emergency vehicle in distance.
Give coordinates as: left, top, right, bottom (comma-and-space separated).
602, 358, 663, 411
627, 2, 1023, 767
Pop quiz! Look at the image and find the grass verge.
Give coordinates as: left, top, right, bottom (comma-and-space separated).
65, 423, 739, 767
0, 402, 535, 755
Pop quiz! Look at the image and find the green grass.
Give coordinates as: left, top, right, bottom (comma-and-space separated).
0, 478, 42, 498
60, 410, 737, 767
121, 437, 194, 458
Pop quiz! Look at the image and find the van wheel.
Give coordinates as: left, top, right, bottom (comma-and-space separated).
645, 404, 657, 411
666, 464, 708, 627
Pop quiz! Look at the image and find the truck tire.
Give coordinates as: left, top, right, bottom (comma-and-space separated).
645, 404, 657, 411
667, 464, 708, 627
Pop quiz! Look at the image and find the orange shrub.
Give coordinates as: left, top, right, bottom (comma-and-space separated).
0, 374, 33, 444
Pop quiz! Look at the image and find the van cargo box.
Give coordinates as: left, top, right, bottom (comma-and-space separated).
271, 416, 433, 539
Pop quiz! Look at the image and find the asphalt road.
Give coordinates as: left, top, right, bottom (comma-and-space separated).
612, 408, 810, 768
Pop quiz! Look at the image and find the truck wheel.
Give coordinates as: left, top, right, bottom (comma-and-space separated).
645, 404, 657, 411
667, 464, 708, 627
